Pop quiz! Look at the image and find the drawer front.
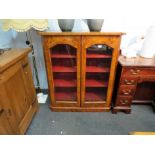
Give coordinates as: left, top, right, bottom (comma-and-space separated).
121, 77, 137, 85
116, 96, 132, 106
119, 85, 136, 96
122, 67, 155, 77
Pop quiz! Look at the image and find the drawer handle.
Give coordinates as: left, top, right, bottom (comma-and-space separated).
122, 90, 131, 95
130, 69, 140, 75
124, 79, 134, 85
120, 100, 129, 105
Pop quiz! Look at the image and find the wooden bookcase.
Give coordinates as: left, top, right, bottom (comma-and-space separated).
39, 32, 124, 111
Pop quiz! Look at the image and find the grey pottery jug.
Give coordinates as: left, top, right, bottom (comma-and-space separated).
87, 19, 104, 32
58, 19, 75, 32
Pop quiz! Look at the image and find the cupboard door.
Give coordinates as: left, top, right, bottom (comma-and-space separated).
81, 36, 120, 107
43, 36, 81, 107
1, 62, 30, 126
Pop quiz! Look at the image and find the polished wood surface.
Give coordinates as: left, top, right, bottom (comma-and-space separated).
113, 55, 155, 114
0, 49, 38, 134
0, 48, 32, 72
40, 32, 123, 111
38, 31, 125, 36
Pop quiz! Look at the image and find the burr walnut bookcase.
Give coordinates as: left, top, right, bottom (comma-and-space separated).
39, 32, 124, 111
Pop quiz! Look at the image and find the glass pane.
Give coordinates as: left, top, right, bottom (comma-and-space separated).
50, 44, 77, 102
85, 44, 113, 102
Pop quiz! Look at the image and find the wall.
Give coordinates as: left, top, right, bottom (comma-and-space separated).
1, 19, 155, 89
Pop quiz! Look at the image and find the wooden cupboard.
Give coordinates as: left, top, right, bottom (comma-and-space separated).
0, 48, 39, 134
39, 32, 124, 111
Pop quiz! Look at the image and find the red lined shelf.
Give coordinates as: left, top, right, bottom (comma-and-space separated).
55, 92, 77, 101
52, 66, 76, 72
51, 54, 76, 58
86, 66, 110, 73
86, 54, 111, 58
54, 79, 76, 87
85, 79, 108, 87
85, 92, 106, 101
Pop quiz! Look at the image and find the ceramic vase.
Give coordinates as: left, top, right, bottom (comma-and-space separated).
87, 19, 104, 32
58, 19, 75, 32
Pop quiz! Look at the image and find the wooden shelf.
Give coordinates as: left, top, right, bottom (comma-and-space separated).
54, 79, 76, 87
85, 92, 106, 101
87, 48, 106, 52
55, 92, 77, 101
86, 79, 108, 87
52, 66, 76, 72
51, 54, 76, 58
86, 54, 111, 58
86, 66, 110, 73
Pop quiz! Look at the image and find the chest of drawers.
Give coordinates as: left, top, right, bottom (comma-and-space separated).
113, 56, 155, 114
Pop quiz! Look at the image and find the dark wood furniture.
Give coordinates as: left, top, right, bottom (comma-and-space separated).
39, 32, 124, 112
0, 48, 39, 134
113, 55, 155, 114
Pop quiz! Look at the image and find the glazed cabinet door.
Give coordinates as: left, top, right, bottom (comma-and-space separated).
43, 36, 81, 107
81, 36, 121, 108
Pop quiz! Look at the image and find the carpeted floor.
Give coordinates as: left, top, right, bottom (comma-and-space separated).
26, 102, 155, 135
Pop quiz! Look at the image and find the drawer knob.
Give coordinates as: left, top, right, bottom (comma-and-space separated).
124, 79, 134, 85
120, 100, 129, 105
122, 90, 131, 95
130, 69, 140, 75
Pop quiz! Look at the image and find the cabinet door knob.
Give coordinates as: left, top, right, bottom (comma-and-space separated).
0, 109, 4, 115
22, 63, 28, 69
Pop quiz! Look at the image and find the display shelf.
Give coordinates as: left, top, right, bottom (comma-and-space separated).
86, 54, 111, 58
55, 92, 77, 101
85, 79, 108, 87
85, 91, 106, 101
51, 54, 76, 58
87, 48, 107, 52
54, 79, 76, 87
86, 66, 110, 73
52, 66, 76, 72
